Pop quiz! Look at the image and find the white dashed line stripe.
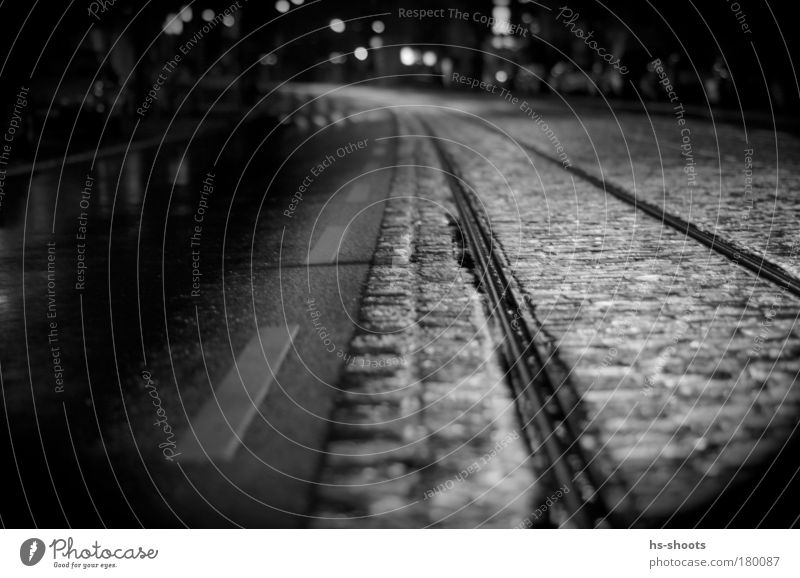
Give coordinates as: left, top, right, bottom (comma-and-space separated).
344, 180, 372, 202
180, 324, 299, 461
306, 226, 346, 264
344, 162, 382, 202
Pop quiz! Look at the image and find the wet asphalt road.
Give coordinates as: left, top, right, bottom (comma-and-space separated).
0, 104, 397, 527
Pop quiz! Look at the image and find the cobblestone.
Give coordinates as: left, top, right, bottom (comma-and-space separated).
426, 113, 800, 526
483, 107, 800, 278
311, 114, 536, 528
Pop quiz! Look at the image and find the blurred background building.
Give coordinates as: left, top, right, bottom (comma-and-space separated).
2, 0, 798, 139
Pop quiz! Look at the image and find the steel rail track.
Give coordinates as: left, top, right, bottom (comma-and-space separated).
420, 118, 611, 528
456, 113, 800, 300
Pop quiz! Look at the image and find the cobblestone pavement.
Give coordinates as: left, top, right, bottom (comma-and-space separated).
423, 110, 800, 525
461, 99, 800, 279
311, 115, 537, 528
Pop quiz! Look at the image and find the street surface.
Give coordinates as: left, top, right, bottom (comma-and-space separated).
1, 84, 798, 527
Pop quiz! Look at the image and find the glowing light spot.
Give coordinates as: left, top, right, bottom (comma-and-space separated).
399, 46, 416, 66
371, 20, 385, 33
260, 53, 278, 65
275, 0, 290, 13
354, 46, 368, 61
492, 6, 511, 34
422, 51, 437, 67
329, 18, 345, 33
163, 14, 183, 35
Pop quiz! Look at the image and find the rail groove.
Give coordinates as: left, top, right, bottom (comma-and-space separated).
457, 113, 800, 300
420, 118, 611, 528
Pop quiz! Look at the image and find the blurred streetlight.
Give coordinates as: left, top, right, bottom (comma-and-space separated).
329, 19, 345, 33
399, 47, 416, 66
260, 53, 278, 65
371, 20, 385, 34
354, 46, 368, 61
163, 13, 183, 35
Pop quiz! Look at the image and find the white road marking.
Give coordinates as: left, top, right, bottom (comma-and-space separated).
180, 324, 299, 461
345, 180, 372, 202
344, 162, 381, 202
306, 226, 346, 264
